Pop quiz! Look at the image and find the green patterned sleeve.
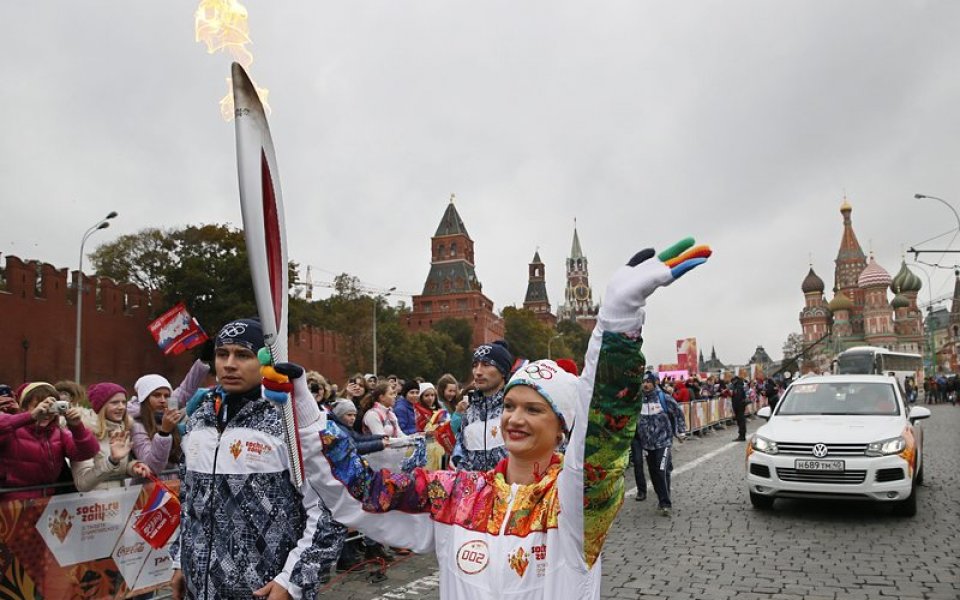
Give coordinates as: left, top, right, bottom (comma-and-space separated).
581, 330, 644, 567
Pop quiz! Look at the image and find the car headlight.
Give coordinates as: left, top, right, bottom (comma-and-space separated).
752, 436, 779, 455
865, 436, 906, 456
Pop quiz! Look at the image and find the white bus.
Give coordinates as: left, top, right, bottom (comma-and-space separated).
835, 346, 923, 386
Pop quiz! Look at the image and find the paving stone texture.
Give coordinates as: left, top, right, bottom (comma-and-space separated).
319, 406, 960, 599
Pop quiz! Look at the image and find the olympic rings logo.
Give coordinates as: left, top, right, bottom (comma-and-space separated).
473, 346, 492, 359
219, 322, 248, 338
523, 364, 554, 380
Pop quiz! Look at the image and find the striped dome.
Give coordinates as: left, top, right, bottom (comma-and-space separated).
858, 257, 892, 289
891, 261, 922, 294
801, 268, 825, 294
828, 291, 854, 312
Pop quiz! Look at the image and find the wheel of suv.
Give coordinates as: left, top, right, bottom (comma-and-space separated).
916, 464, 924, 486
749, 492, 774, 510
892, 484, 917, 517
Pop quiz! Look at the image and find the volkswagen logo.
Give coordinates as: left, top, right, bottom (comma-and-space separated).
812, 443, 829, 458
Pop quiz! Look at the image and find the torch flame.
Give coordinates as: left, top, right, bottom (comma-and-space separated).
195, 0, 270, 121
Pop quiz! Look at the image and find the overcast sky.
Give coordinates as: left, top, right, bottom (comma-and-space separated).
2, 1, 959, 369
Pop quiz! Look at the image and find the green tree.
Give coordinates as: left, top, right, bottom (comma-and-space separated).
88, 227, 174, 291
502, 306, 559, 361
90, 224, 299, 335
555, 318, 591, 367
432, 317, 474, 380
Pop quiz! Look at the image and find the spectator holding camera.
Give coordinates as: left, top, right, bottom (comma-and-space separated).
0, 385, 16, 415
71, 382, 151, 491
0, 382, 99, 500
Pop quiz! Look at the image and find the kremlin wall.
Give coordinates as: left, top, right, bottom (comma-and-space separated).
0, 255, 346, 389
0, 199, 596, 388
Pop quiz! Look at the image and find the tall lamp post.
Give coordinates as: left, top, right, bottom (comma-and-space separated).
372, 286, 396, 377
547, 333, 563, 359
910, 263, 936, 374
75, 211, 118, 382
915, 193, 960, 233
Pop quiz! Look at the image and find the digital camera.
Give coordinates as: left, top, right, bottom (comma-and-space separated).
52, 399, 71, 414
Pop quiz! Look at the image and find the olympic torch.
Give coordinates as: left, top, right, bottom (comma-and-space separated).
231, 62, 304, 487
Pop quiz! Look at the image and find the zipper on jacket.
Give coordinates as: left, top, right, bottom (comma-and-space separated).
200, 401, 226, 600
499, 484, 518, 535
498, 484, 519, 590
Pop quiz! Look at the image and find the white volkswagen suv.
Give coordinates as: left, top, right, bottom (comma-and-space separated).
745, 375, 930, 516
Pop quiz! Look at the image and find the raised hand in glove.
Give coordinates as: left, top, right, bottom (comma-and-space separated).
599, 237, 711, 331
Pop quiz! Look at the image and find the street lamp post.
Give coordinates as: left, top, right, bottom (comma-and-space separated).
910, 263, 936, 374
372, 286, 396, 377
75, 211, 118, 382
548, 333, 563, 359
915, 193, 960, 234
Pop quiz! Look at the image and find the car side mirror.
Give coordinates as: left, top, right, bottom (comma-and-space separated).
756, 406, 771, 420
908, 406, 931, 422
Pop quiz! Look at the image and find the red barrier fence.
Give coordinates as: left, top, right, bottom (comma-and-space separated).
679, 396, 769, 434
0, 476, 178, 599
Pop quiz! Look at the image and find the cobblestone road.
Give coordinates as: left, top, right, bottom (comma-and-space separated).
319, 406, 960, 600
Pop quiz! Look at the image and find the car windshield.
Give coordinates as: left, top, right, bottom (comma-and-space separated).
777, 382, 900, 416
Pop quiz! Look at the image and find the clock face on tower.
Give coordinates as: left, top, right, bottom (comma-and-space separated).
575, 285, 588, 300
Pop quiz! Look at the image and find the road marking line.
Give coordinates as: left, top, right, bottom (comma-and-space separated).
370, 573, 440, 599
625, 441, 740, 497
367, 441, 741, 598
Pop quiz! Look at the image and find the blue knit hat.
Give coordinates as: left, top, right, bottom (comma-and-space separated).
472, 340, 514, 378
215, 318, 264, 352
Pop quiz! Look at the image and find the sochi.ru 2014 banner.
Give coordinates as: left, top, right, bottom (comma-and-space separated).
0, 479, 180, 598
148, 302, 209, 356
676, 338, 698, 374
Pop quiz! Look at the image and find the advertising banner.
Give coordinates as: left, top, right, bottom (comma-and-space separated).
676, 338, 698, 374
0, 478, 180, 598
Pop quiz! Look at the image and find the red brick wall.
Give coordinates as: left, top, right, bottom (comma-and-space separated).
0, 255, 345, 391
407, 290, 505, 347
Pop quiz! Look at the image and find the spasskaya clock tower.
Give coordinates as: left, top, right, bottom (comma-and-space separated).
558, 222, 598, 331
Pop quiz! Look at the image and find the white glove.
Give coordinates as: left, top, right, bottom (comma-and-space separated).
598, 239, 712, 332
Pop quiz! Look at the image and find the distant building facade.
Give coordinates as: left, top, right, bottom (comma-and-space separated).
557, 225, 598, 332
798, 200, 924, 373
522, 250, 556, 326
406, 197, 505, 347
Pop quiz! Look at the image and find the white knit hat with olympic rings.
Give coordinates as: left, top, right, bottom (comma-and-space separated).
503, 359, 580, 433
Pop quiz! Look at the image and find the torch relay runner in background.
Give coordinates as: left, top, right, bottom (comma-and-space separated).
267, 238, 710, 600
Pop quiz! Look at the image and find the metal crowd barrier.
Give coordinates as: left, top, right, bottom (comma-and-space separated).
0, 470, 366, 599
679, 396, 770, 435
0, 471, 179, 599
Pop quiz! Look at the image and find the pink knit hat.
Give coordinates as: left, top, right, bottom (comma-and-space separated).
87, 382, 127, 414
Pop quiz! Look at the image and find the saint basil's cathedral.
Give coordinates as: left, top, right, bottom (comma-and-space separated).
799, 200, 925, 372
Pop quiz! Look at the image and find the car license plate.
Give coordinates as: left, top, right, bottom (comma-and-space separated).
795, 459, 845, 471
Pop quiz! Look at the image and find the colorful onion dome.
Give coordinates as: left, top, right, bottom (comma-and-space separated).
891, 293, 910, 310
858, 257, 892, 289
801, 267, 825, 294
891, 261, 922, 294
828, 291, 854, 312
